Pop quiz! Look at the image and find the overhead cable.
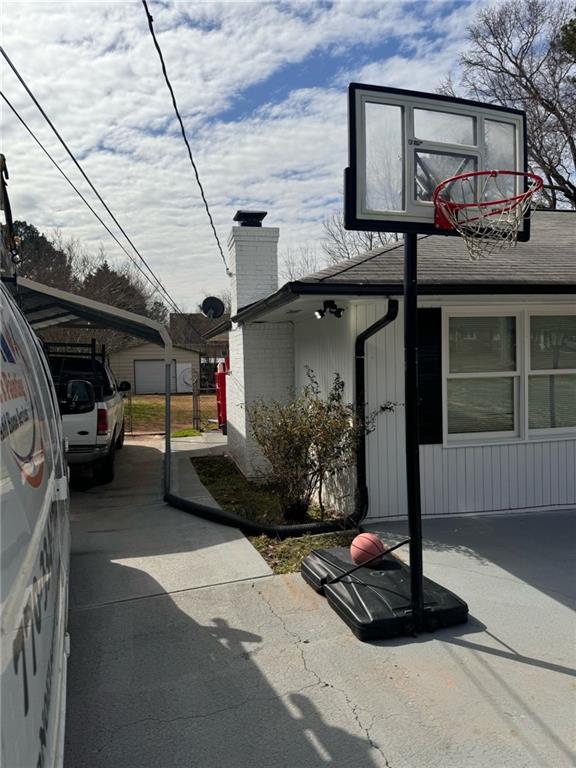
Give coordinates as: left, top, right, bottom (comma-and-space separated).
0, 45, 183, 312
141, 0, 232, 277
1, 92, 181, 312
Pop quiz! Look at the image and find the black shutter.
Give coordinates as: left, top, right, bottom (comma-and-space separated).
417, 308, 442, 445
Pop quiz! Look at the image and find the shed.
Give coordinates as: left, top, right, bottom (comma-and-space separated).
109, 342, 201, 394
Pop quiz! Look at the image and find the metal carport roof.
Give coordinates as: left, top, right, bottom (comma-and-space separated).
7, 275, 173, 491
12, 276, 172, 349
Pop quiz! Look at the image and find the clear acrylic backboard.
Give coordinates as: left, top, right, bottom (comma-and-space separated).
344, 83, 530, 240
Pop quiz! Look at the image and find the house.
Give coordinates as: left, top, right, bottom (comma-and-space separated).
217, 209, 575, 522
109, 341, 201, 394
170, 312, 230, 390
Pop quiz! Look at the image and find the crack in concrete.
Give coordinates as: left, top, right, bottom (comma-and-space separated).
97, 680, 323, 755
256, 588, 392, 767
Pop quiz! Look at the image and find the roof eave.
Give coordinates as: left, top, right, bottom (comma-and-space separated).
231, 280, 576, 324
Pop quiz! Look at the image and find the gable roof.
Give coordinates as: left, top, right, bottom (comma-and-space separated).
233, 211, 576, 324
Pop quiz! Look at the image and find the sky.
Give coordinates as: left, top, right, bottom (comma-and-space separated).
1, 0, 495, 310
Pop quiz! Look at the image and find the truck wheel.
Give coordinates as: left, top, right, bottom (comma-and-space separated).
94, 444, 115, 484
116, 422, 125, 450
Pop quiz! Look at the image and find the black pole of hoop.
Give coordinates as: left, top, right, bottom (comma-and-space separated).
404, 233, 425, 631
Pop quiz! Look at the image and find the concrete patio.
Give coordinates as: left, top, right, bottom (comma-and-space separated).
65, 439, 575, 768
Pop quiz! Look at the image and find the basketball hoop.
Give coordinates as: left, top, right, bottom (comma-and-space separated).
432, 170, 543, 260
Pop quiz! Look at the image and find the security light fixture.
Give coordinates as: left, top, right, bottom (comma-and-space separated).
314, 300, 344, 319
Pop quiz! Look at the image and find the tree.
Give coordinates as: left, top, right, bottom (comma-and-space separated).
559, 6, 576, 59
14, 221, 77, 290
443, 0, 576, 209
279, 245, 324, 281
81, 260, 149, 315
149, 300, 168, 324
321, 213, 400, 264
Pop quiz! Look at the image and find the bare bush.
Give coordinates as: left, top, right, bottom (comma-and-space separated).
248, 369, 367, 522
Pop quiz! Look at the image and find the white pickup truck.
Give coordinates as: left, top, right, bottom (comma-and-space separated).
47, 350, 130, 483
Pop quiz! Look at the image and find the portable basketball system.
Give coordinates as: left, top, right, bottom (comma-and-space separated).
302, 84, 543, 641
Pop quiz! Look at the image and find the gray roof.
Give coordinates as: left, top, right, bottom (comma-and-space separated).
233, 211, 575, 323
301, 211, 575, 287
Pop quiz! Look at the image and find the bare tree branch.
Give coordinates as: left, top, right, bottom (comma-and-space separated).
453, 0, 575, 208
280, 245, 324, 282
321, 213, 400, 264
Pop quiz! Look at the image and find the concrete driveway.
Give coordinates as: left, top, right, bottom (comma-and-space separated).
65, 441, 575, 768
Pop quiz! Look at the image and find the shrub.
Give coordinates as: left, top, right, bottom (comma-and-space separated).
248, 368, 367, 522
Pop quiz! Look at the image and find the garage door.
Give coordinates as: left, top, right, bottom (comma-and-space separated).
134, 360, 176, 394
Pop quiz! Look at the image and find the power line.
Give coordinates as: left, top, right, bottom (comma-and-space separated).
141, 0, 232, 277
0, 45, 183, 313
1, 91, 181, 312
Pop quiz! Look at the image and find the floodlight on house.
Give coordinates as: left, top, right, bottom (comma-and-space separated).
314, 300, 344, 319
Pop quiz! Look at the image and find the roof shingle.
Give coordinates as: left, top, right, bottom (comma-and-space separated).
301, 211, 575, 287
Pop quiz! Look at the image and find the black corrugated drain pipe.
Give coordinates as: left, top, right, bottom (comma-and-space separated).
354, 298, 399, 524
164, 490, 356, 540
165, 298, 399, 539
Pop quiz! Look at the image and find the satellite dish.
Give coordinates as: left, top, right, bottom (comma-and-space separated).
201, 296, 225, 319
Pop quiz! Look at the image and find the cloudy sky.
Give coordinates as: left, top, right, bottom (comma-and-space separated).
2, 0, 493, 310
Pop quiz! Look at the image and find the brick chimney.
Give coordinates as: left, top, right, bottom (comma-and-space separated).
226, 211, 294, 477
228, 210, 279, 316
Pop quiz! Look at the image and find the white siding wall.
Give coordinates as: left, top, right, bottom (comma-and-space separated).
295, 300, 392, 516
294, 296, 576, 521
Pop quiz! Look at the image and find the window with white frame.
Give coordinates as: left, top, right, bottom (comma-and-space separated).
444, 311, 576, 441
528, 315, 576, 431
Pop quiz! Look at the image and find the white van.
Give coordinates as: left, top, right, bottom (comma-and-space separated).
1, 278, 70, 768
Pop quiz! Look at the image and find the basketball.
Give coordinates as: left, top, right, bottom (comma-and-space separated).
350, 533, 385, 566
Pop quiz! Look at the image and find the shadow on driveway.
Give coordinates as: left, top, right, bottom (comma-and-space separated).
371, 511, 576, 609
65, 561, 385, 768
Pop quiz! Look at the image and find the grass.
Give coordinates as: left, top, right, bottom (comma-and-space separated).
126, 393, 217, 433
191, 455, 342, 526
191, 455, 356, 573
191, 455, 283, 523
251, 532, 356, 574
171, 427, 201, 438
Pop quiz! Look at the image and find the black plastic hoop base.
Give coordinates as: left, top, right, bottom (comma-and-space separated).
301, 547, 469, 642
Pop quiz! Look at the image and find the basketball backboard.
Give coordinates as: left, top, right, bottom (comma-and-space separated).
344, 83, 529, 239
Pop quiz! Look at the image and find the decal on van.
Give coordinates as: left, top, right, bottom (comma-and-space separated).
0, 326, 46, 488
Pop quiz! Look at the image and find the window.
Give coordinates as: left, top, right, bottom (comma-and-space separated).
529, 315, 576, 431
447, 315, 518, 436
444, 311, 576, 442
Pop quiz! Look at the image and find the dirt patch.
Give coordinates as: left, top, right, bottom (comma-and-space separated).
251, 532, 356, 574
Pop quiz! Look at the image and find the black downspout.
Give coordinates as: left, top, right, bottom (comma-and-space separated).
354, 298, 399, 523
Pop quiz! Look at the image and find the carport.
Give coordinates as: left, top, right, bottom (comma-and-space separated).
8, 276, 174, 490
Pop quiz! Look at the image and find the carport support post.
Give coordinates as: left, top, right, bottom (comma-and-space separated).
404, 232, 424, 631
164, 360, 172, 495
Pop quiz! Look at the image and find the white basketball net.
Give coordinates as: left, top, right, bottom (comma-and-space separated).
434, 171, 543, 260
